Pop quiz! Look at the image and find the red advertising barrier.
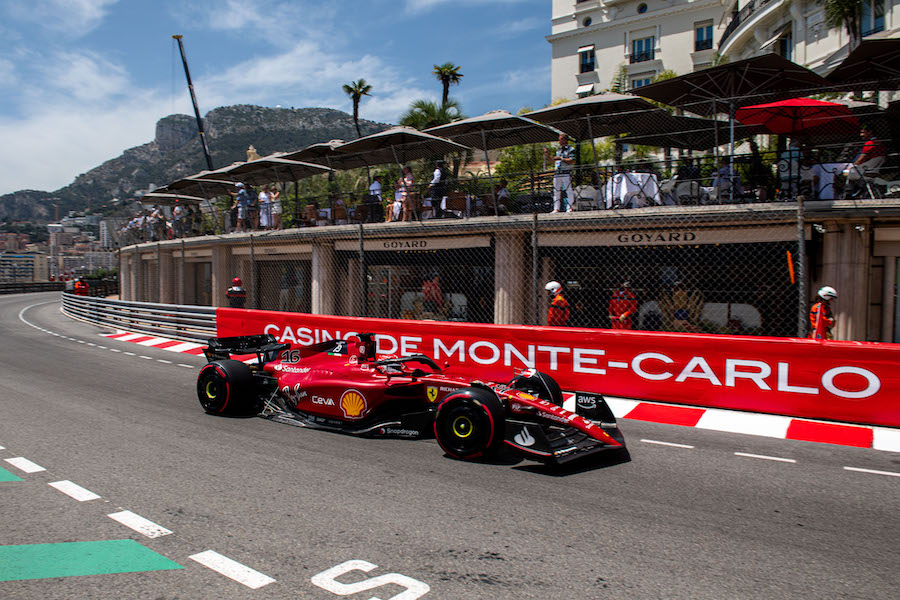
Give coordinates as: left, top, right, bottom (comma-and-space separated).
216, 308, 900, 428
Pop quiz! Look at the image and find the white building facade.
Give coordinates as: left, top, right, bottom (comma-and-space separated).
550, 0, 900, 104
719, 0, 898, 73
548, 0, 726, 100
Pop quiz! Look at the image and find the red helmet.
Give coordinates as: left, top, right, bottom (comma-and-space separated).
232, 277, 242, 286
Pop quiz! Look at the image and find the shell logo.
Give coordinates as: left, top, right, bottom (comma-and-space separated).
340, 389, 367, 419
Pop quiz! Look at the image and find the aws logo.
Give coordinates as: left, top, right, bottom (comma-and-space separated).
340, 390, 367, 419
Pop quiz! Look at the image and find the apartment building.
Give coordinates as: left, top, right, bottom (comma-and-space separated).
548, 0, 725, 100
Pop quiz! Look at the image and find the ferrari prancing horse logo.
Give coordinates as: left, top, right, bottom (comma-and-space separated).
426, 386, 438, 403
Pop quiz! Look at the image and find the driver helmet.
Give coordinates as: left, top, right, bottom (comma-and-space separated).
818, 286, 837, 300
231, 277, 243, 287
545, 281, 562, 294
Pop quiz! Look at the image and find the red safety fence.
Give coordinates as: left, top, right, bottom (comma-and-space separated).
217, 308, 900, 428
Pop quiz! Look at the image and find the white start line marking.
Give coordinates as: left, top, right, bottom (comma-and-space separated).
5, 457, 46, 473
734, 452, 797, 463
843, 466, 900, 478
640, 439, 695, 449
189, 550, 276, 589
49, 480, 101, 502
107, 510, 172, 538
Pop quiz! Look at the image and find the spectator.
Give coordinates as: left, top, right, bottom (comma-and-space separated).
399, 166, 416, 221
809, 286, 837, 340
608, 279, 638, 330
258, 185, 272, 229
367, 175, 384, 222
248, 186, 260, 229
229, 183, 251, 232
495, 178, 511, 215
712, 159, 744, 203
545, 280, 570, 326
172, 202, 185, 237
270, 186, 282, 230
422, 273, 443, 315
844, 124, 887, 197
544, 134, 575, 213
660, 280, 703, 331
226, 277, 247, 308
428, 160, 449, 218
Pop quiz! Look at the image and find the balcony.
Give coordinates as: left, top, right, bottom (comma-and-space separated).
719, 0, 778, 49
695, 38, 713, 52
630, 50, 656, 64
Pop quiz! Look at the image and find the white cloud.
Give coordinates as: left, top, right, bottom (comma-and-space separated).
180, 0, 337, 45
3, 0, 118, 35
0, 93, 185, 195
196, 41, 425, 123
34, 51, 130, 103
404, 0, 528, 14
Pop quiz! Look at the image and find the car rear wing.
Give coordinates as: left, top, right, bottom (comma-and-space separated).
203, 334, 290, 365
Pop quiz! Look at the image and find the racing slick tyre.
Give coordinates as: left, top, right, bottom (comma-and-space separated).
434, 388, 505, 460
509, 370, 564, 407
197, 359, 255, 416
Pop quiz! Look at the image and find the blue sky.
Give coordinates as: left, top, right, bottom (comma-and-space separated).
0, 0, 550, 196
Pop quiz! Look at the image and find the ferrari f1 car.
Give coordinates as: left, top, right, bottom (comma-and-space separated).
196, 333, 625, 465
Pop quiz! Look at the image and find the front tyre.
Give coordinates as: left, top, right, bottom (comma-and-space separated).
434, 388, 505, 460
197, 359, 255, 415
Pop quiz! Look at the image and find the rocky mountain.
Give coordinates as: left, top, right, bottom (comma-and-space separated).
0, 105, 389, 222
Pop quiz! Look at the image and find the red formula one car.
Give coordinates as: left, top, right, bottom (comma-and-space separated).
196, 333, 625, 464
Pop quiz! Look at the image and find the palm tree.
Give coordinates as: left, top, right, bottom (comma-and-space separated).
398, 98, 463, 130
342, 79, 372, 138
433, 63, 463, 105
819, 0, 863, 51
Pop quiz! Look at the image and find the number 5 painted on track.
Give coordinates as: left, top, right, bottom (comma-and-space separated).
311, 560, 430, 600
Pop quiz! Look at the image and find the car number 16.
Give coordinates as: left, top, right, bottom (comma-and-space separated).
311, 560, 430, 599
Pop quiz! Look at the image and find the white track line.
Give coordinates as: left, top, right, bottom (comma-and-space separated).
696, 409, 792, 438
107, 510, 172, 538
165, 342, 203, 353
49, 480, 101, 501
843, 466, 900, 478
5, 457, 46, 473
641, 439, 695, 449
135, 337, 172, 346
189, 550, 276, 589
734, 452, 796, 463
872, 428, 900, 453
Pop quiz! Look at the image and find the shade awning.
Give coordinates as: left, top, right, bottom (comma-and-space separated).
577, 44, 595, 53
425, 110, 564, 150
576, 83, 595, 95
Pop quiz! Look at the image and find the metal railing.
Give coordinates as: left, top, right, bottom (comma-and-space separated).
719, 0, 777, 49
0, 282, 66, 295
61, 292, 216, 344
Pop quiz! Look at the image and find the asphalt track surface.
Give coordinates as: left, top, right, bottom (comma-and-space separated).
1, 292, 897, 600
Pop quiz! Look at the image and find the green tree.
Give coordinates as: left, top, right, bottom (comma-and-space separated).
398, 99, 463, 130
342, 78, 373, 138
819, 0, 863, 51
433, 62, 463, 105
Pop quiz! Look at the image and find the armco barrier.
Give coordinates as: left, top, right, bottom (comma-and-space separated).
217, 308, 900, 429
61, 293, 216, 344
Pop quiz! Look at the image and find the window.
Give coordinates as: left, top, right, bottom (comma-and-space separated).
861, 0, 885, 37
777, 30, 792, 62
631, 36, 655, 63
630, 75, 653, 89
637, 3, 647, 13
583, 17, 592, 27
578, 45, 595, 73
695, 22, 713, 51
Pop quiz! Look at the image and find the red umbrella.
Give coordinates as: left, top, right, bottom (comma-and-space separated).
735, 98, 858, 136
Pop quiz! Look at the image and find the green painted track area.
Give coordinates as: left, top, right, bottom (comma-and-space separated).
0, 466, 23, 482
0, 540, 183, 581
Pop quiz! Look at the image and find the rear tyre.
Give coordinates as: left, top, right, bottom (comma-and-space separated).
509, 371, 564, 407
197, 359, 255, 415
434, 388, 505, 460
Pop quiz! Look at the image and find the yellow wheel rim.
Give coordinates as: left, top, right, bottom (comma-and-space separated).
205, 381, 217, 399
452, 415, 473, 438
